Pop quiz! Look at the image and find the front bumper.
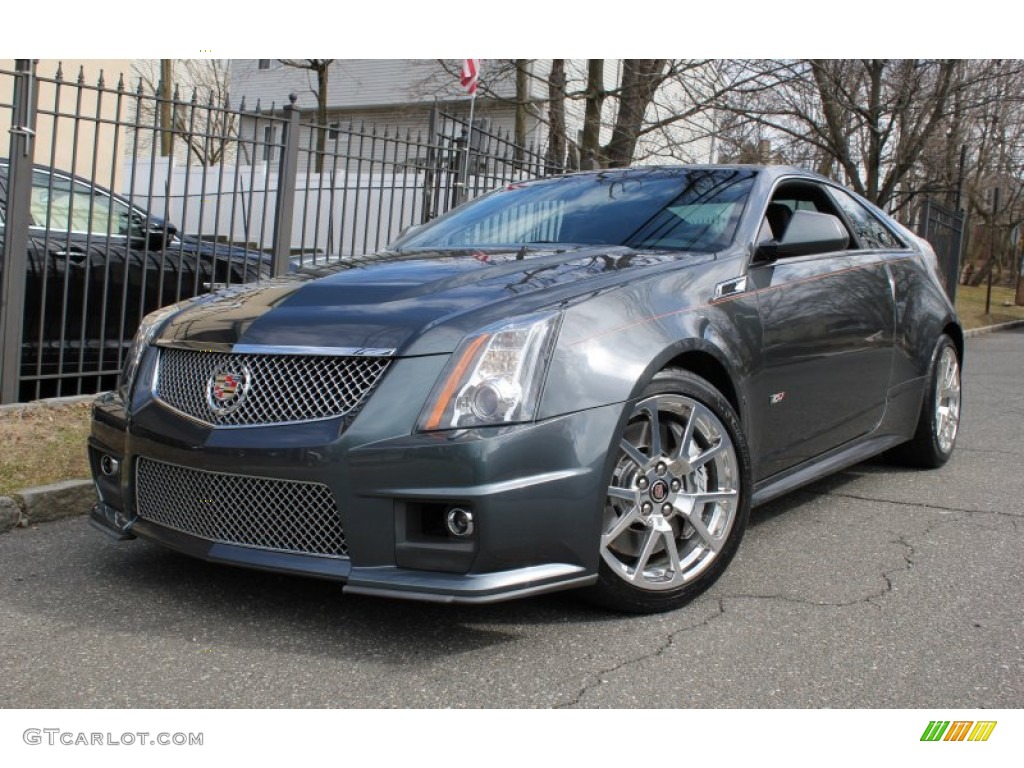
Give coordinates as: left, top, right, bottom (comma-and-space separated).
88, 385, 622, 604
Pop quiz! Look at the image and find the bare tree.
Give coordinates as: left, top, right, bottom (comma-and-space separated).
414, 59, 780, 169
132, 59, 238, 166
279, 59, 334, 172
716, 60, 964, 209
899, 60, 1024, 284
581, 60, 782, 167
961, 63, 1024, 285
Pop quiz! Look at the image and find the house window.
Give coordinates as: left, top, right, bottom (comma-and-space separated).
258, 60, 271, 70
262, 125, 277, 162
328, 122, 340, 140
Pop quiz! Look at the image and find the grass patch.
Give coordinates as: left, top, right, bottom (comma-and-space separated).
0, 401, 93, 496
955, 282, 1024, 330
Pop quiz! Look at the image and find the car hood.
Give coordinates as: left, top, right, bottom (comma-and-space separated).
157, 246, 714, 356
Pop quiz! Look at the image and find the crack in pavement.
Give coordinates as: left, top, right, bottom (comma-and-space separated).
553, 598, 726, 709
558, 539, 908, 707
555, 507, 1020, 708
723, 531, 915, 612
868, 533, 915, 609
556, 574, 898, 708
803, 489, 1023, 520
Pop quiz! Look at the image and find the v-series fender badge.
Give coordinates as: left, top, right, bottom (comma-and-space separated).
769, 392, 786, 405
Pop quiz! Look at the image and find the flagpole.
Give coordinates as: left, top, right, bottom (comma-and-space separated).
461, 90, 476, 205
457, 59, 479, 206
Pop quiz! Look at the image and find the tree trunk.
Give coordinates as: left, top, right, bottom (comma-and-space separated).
514, 59, 529, 165
864, 59, 885, 202
159, 59, 173, 157
545, 59, 567, 172
604, 59, 667, 167
315, 63, 329, 174
581, 59, 605, 167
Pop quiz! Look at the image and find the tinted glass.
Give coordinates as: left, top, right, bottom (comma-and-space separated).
29, 171, 132, 236
829, 187, 904, 249
391, 169, 756, 253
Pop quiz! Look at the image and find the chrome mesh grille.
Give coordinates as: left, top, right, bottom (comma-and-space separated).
135, 457, 348, 557
154, 348, 391, 426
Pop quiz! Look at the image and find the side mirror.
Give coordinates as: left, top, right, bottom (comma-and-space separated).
130, 214, 178, 251
388, 221, 425, 249
756, 210, 850, 261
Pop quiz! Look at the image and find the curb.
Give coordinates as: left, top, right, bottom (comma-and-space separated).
0, 480, 97, 533
964, 318, 1024, 337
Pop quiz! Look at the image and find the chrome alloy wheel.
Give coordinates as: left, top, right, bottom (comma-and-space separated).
935, 345, 961, 454
601, 394, 740, 591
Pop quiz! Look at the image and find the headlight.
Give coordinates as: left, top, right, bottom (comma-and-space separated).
417, 311, 561, 431
117, 302, 188, 404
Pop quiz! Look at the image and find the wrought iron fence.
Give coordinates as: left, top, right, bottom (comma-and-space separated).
916, 197, 965, 302
0, 61, 559, 403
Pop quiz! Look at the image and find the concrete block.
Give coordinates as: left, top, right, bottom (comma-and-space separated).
0, 495, 21, 532
13, 480, 97, 525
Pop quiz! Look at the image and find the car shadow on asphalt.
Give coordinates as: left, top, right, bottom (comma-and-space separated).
747, 455, 907, 528
84, 532, 618, 661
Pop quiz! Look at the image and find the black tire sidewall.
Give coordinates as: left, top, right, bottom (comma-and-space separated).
922, 336, 960, 463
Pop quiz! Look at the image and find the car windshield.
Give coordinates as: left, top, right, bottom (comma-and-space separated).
389, 168, 756, 253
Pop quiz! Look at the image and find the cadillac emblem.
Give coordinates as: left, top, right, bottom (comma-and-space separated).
206, 364, 252, 416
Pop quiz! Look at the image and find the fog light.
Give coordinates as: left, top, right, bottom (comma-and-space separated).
100, 455, 120, 477
445, 507, 475, 537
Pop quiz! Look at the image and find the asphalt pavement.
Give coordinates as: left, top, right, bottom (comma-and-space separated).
1, 328, 1021, 708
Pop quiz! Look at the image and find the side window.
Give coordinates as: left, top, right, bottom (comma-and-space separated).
29, 171, 63, 229
828, 187, 904, 250
29, 171, 131, 236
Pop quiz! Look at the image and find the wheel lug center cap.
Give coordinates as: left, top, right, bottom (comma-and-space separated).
649, 479, 669, 503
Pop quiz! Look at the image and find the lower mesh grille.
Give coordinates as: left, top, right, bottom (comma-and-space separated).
135, 457, 348, 558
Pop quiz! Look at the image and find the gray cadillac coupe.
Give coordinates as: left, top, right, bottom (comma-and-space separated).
89, 165, 962, 613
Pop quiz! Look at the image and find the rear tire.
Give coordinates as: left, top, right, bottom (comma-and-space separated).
888, 335, 961, 468
585, 369, 751, 614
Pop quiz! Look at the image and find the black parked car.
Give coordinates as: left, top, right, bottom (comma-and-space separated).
89, 165, 962, 613
0, 160, 274, 400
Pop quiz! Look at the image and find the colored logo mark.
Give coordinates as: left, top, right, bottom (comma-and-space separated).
921, 720, 997, 742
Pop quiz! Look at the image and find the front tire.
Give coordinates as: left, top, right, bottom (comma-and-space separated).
586, 369, 751, 614
888, 335, 961, 468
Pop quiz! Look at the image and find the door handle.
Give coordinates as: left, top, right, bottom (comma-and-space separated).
55, 248, 87, 264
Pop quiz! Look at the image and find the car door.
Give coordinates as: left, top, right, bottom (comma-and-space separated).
25, 170, 120, 387
748, 179, 895, 480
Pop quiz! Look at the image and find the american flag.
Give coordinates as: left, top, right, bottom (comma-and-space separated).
460, 59, 480, 94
